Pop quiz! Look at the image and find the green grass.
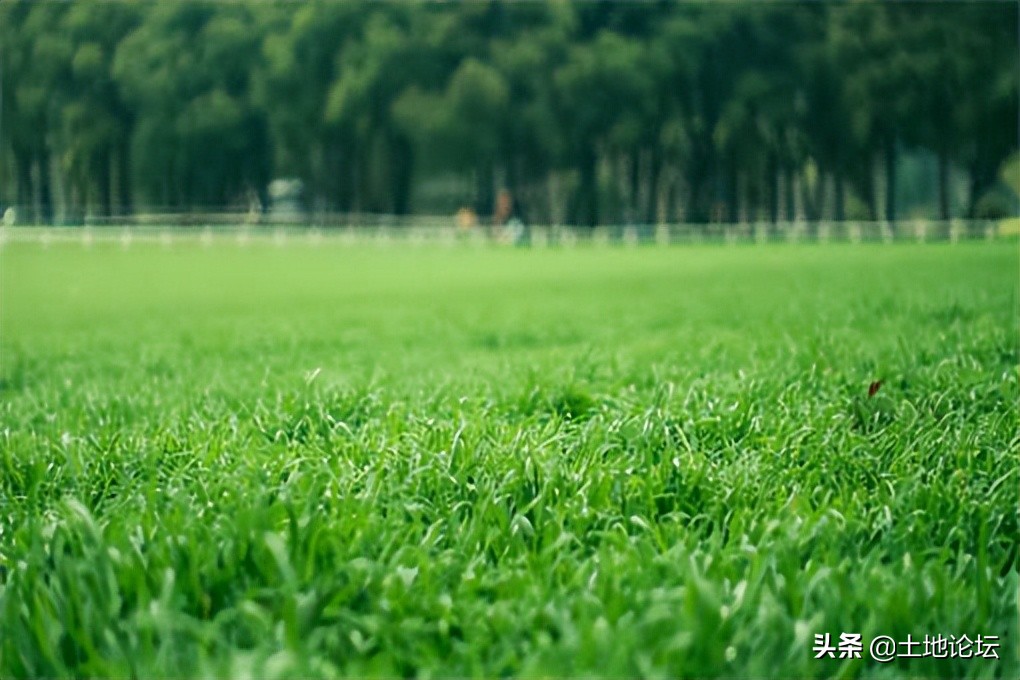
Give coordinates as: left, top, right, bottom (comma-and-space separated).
1, 239, 1017, 678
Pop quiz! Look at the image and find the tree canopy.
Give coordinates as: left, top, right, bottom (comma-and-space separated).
0, 0, 1016, 225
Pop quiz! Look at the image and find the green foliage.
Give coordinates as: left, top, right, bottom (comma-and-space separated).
999, 154, 1019, 201
109, 4, 269, 210
0, 2, 1016, 223
0, 240, 1017, 677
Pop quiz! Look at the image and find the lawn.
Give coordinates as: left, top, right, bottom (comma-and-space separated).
0, 238, 1017, 678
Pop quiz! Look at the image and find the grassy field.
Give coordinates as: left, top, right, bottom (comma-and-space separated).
1, 239, 1017, 678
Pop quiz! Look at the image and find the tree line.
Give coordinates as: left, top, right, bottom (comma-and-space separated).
1, 1, 1016, 227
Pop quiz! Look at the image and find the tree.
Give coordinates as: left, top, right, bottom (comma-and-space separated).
0, 0, 1015, 227
1, 3, 72, 223
395, 58, 509, 218
58, 2, 140, 219
831, 3, 914, 226
488, 5, 575, 223
113, 4, 269, 211
256, 3, 365, 212
554, 31, 651, 226
324, 8, 453, 216
954, 3, 1019, 218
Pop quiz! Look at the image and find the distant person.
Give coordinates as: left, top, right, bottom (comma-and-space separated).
456, 206, 478, 233
506, 217, 524, 245
494, 189, 513, 227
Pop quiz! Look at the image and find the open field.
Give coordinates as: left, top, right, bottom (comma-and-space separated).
1, 240, 1017, 678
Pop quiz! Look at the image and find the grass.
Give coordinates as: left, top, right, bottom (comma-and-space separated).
0, 238, 1017, 678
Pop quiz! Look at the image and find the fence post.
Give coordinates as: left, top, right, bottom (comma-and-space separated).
818, 221, 830, 244
623, 225, 639, 246
879, 221, 893, 244
949, 219, 962, 244
849, 222, 862, 244
655, 223, 669, 246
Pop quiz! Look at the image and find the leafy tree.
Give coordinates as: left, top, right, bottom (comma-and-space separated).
395, 58, 509, 217
831, 3, 915, 225
488, 6, 574, 222
1, 2, 71, 223
113, 4, 269, 211
953, 3, 1019, 218
256, 3, 365, 212
58, 2, 140, 219
655, 8, 747, 223
554, 31, 651, 226
0, 0, 1015, 226
325, 8, 444, 215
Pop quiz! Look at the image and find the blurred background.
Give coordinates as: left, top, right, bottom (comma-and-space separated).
0, 0, 1017, 231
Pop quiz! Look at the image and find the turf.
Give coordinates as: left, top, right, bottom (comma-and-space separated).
0, 238, 1017, 678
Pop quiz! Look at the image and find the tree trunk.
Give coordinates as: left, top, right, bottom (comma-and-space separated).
172, 147, 186, 211
803, 168, 824, 224
38, 149, 53, 225
663, 169, 678, 224
351, 145, 365, 215
629, 148, 641, 222
767, 153, 779, 227
966, 164, 993, 218
578, 146, 598, 227
644, 149, 662, 225
98, 147, 113, 220
801, 166, 824, 235
834, 170, 845, 222
14, 148, 32, 214
815, 173, 827, 223
725, 161, 739, 223
115, 139, 134, 216
687, 172, 707, 224
686, 144, 713, 223
884, 134, 897, 228
507, 153, 528, 224
338, 145, 356, 214
861, 154, 877, 221
475, 160, 494, 222
937, 149, 950, 220
324, 141, 340, 212
783, 165, 795, 224
966, 168, 980, 218
389, 135, 413, 217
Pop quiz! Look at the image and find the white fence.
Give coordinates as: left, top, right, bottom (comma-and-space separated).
0, 218, 1010, 250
